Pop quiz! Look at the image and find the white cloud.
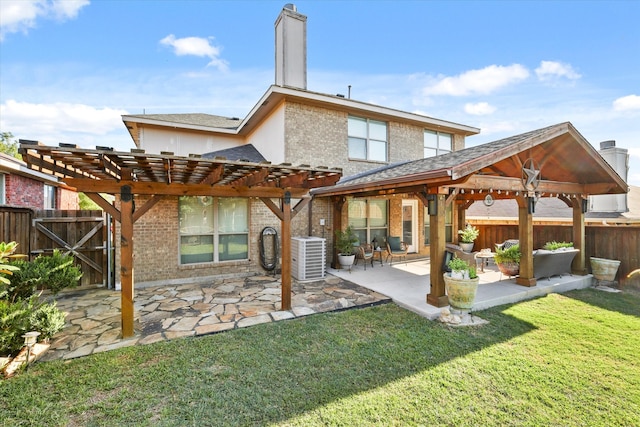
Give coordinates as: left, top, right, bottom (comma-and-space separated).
464, 102, 496, 116
0, 99, 127, 140
160, 34, 229, 71
535, 60, 581, 82
0, 0, 89, 41
422, 64, 530, 97
613, 94, 640, 112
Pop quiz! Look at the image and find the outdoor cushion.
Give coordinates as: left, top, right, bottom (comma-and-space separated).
388, 236, 402, 252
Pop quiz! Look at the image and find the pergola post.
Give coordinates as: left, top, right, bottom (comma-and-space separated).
120, 185, 135, 338
281, 192, 292, 310
571, 196, 588, 275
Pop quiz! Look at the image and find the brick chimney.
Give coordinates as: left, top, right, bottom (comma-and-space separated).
275, 4, 307, 89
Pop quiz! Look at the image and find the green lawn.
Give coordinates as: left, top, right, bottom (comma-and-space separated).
1, 288, 639, 426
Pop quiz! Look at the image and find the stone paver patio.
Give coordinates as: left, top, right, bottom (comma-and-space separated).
40, 275, 390, 361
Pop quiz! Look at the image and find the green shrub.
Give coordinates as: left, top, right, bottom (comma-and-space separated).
29, 302, 65, 340
543, 241, 574, 250
9, 250, 82, 299
0, 296, 37, 356
495, 244, 521, 264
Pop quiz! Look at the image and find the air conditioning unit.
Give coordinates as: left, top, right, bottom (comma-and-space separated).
291, 237, 326, 281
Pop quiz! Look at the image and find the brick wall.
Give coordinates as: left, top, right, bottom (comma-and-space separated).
4, 174, 44, 208
119, 195, 316, 286
58, 188, 79, 209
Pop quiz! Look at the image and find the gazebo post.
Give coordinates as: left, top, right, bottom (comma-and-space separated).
120, 185, 135, 338
516, 196, 537, 287
571, 196, 588, 275
427, 193, 448, 307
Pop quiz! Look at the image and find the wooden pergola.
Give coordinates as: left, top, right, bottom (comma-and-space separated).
313, 122, 628, 307
19, 141, 341, 338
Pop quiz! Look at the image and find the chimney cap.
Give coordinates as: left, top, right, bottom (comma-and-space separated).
284, 3, 296, 11
600, 140, 616, 149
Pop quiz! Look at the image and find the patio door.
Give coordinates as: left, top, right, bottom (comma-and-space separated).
402, 200, 418, 253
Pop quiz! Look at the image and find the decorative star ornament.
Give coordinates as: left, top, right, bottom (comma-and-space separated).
521, 158, 541, 191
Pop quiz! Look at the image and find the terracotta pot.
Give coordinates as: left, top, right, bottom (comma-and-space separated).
497, 261, 519, 277
443, 273, 479, 311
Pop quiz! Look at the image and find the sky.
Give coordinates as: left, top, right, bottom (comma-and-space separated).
1, 0, 639, 186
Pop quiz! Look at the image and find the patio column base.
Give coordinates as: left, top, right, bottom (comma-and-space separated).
427, 293, 449, 307
516, 277, 537, 287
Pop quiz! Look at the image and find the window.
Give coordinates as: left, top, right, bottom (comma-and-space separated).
44, 184, 56, 209
0, 174, 5, 204
348, 199, 388, 246
348, 116, 388, 162
424, 204, 453, 245
179, 196, 248, 264
424, 130, 452, 158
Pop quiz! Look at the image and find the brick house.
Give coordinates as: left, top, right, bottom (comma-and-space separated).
0, 152, 78, 210
119, 5, 479, 286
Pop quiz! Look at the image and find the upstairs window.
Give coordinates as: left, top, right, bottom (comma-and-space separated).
424, 130, 452, 158
348, 116, 387, 162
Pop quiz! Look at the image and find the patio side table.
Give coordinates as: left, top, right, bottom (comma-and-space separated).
475, 252, 495, 273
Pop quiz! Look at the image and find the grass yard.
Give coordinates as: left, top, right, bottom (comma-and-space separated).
1, 287, 639, 426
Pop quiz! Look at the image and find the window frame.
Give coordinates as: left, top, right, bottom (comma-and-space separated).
178, 196, 249, 265
43, 184, 56, 210
347, 198, 389, 246
423, 204, 453, 245
424, 129, 453, 158
348, 116, 388, 162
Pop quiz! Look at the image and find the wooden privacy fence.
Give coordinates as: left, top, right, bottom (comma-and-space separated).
0, 208, 112, 287
470, 220, 640, 287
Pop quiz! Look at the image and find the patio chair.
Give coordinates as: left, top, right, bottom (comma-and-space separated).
495, 239, 519, 251
385, 236, 408, 265
355, 243, 375, 270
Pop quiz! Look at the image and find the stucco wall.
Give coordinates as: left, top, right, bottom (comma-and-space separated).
139, 127, 242, 156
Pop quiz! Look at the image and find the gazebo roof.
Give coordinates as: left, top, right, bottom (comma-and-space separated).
313, 122, 628, 199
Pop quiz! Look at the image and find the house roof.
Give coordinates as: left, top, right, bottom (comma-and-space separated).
202, 144, 266, 163
0, 152, 66, 187
312, 122, 628, 198
122, 85, 481, 147
468, 185, 640, 222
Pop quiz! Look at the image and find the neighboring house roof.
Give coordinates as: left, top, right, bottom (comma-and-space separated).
122, 85, 481, 147
468, 185, 640, 221
312, 122, 628, 197
0, 152, 64, 186
202, 144, 266, 163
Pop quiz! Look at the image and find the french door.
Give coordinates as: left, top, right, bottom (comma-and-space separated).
402, 200, 418, 253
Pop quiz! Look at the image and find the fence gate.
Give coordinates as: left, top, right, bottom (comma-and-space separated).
31, 210, 111, 287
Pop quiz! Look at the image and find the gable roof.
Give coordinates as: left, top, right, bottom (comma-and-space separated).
312, 122, 628, 198
122, 85, 480, 147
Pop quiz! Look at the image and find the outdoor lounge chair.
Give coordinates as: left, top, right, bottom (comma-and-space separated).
385, 236, 408, 265
355, 243, 375, 270
495, 239, 519, 251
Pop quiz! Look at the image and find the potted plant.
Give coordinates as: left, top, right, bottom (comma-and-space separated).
443, 257, 479, 311
458, 224, 479, 252
335, 225, 358, 271
494, 244, 521, 277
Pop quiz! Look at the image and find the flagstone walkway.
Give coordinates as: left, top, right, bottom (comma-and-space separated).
40, 275, 389, 361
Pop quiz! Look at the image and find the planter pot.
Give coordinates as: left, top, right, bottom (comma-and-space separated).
459, 242, 475, 253
590, 257, 621, 281
443, 273, 480, 311
496, 261, 520, 277
338, 254, 356, 271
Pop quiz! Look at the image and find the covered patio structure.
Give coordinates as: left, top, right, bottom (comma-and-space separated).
313, 122, 628, 307
19, 141, 342, 338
